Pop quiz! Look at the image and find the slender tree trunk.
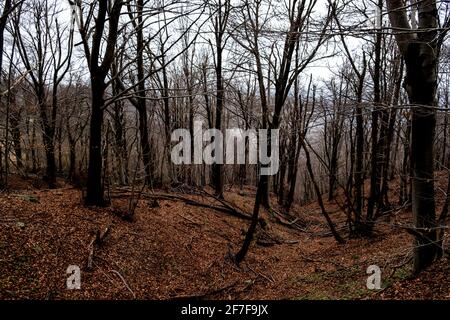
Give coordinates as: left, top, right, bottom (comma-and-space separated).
213, 38, 224, 198
31, 121, 38, 173
328, 143, 339, 201
68, 135, 76, 182
399, 118, 411, 205
380, 60, 403, 207
286, 140, 301, 212
276, 165, 285, 204
367, 5, 383, 222
111, 98, 128, 185
43, 133, 57, 187
57, 126, 63, 173
0, 0, 12, 83
36, 87, 57, 187
138, 107, 153, 186
302, 138, 345, 244
354, 73, 366, 230
10, 104, 23, 170
136, 0, 153, 187
162, 53, 172, 185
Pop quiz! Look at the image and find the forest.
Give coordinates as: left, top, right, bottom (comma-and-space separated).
0, 0, 449, 301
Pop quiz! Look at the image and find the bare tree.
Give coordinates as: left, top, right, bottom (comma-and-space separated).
0, 0, 13, 81
234, 0, 334, 263
14, 0, 73, 187
72, 0, 124, 205
209, 0, 231, 198
386, 0, 449, 273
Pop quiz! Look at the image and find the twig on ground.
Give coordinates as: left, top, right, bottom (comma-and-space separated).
177, 213, 202, 226
245, 263, 275, 283
298, 252, 347, 269
110, 269, 136, 299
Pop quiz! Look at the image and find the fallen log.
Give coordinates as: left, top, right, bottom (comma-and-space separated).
111, 190, 252, 221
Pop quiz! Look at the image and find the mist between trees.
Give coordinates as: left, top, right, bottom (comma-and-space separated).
170, 121, 280, 176
0, 0, 449, 273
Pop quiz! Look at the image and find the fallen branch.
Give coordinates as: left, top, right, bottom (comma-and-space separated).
110, 269, 136, 299
267, 207, 305, 231
86, 236, 96, 271
392, 223, 450, 257
199, 189, 249, 216
86, 226, 111, 271
112, 189, 252, 221
177, 213, 202, 226
245, 263, 275, 283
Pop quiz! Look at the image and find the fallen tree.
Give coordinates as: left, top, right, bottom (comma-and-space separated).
111, 187, 252, 221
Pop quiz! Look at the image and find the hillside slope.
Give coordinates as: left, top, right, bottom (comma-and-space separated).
0, 179, 448, 300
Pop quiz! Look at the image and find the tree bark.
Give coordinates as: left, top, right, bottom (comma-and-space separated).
76, 0, 123, 206
85, 80, 105, 205
366, 1, 383, 223
386, 0, 440, 273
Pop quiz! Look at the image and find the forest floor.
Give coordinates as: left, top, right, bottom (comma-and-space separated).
0, 174, 449, 300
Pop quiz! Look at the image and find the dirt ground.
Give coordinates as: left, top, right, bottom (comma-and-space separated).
0, 175, 449, 300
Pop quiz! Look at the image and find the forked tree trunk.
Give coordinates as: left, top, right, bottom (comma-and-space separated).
77, 0, 123, 206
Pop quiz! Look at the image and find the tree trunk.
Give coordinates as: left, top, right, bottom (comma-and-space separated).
380, 60, 403, 208
386, 0, 440, 273
10, 110, 22, 170
213, 42, 224, 199
138, 107, 153, 186
302, 138, 345, 244
31, 121, 38, 173
43, 133, 57, 187
367, 5, 383, 223
0, 0, 12, 82
399, 118, 411, 205
162, 52, 172, 185
354, 74, 365, 230
135, 0, 153, 187
37, 89, 57, 187
68, 137, 76, 182
328, 143, 338, 201
85, 80, 105, 206
112, 98, 128, 186
234, 178, 263, 264
57, 126, 63, 173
